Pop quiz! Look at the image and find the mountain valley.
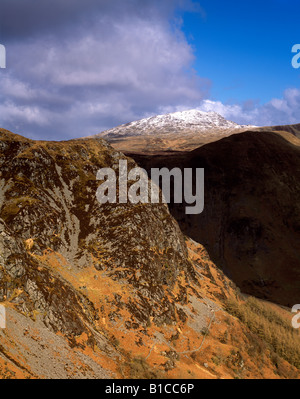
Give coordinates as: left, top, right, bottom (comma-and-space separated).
0, 116, 299, 379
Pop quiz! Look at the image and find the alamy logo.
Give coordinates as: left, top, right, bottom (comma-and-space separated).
96, 160, 204, 215
0, 44, 6, 69
0, 305, 6, 329
292, 44, 300, 69
292, 304, 300, 329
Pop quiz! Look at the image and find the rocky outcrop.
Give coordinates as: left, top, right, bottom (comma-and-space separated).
0, 128, 197, 378
0, 129, 192, 326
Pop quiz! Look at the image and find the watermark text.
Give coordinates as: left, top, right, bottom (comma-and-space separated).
0, 305, 6, 329
0, 44, 6, 69
292, 304, 300, 329
292, 44, 300, 69
96, 160, 204, 215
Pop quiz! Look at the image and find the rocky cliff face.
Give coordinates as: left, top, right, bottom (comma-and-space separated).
0, 128, 193, 377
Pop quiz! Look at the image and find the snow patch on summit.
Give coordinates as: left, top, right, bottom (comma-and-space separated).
97, 109, 253, 138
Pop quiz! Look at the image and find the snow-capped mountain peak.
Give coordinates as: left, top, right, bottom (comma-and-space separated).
97, 109, 250, 138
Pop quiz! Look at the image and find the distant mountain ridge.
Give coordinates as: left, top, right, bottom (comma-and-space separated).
95, 109, 254, 139
258, 123, 300, 139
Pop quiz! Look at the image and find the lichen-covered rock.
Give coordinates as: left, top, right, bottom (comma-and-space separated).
0, 128, 191, 338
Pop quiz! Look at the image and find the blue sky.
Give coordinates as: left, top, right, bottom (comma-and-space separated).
180, 0, 300, 104
0, 0, 299, 140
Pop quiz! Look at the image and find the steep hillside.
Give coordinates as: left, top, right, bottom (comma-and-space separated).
128, 131, 300, 308
0, 128, 299, 379
0, 128, 189, 378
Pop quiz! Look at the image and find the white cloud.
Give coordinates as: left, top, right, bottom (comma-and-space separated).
0, 1, 299, 140
196, 89, 300, 127
0, 102, 49, 126
0, 1, 208, 140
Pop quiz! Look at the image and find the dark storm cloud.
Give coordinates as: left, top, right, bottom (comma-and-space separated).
0, 0, 198, 41
0, 0, 136, 40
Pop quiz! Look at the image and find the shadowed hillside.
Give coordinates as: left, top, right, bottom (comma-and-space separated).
128, 131, 300, 307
